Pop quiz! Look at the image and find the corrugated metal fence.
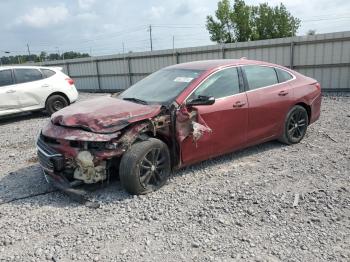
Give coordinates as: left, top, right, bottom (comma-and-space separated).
39, 31, 350, 92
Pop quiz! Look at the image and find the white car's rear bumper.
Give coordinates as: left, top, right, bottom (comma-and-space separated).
66, 85, 79, 103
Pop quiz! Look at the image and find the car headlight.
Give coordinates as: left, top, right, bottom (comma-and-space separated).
105, 142, 119, 150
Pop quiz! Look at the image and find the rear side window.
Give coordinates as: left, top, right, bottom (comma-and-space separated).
275, 68, 293, 83
0, 70, 14, 87
190, 67, 240, 99
41, 69, 56, 78
243, 65, 278, 90
14, 69, 42, 84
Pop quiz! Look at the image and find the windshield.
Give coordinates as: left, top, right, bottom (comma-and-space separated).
119, 68, 204, 105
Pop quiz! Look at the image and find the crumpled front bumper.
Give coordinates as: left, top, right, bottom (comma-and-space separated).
37, 135, 65, 174
36, 135, 100, 208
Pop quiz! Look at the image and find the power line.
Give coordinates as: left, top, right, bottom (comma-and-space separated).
302, 16, 350, 22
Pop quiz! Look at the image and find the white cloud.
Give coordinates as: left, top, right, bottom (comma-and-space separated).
76, 12, 98, 21
16, 5, 69, 28
78, 0, 96, 10
148, 6, 165, 19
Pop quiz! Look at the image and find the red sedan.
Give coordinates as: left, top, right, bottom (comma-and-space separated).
37, 59, 321, 196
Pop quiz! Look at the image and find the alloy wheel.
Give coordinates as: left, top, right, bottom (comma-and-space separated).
139, 148, 167, 188
53, 100, 65, 111
288, 109, 307, 140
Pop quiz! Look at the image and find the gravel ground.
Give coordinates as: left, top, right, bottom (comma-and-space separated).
0, 93, 349, 262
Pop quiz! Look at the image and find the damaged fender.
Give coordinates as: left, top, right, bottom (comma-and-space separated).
176, 106, 212, 143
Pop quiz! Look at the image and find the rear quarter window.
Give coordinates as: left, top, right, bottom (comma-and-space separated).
0, 70, 14, 87
41, 69, 56, 78
14, 69, 43, 84
243, 65, 278, 90
275, 68, 293, 83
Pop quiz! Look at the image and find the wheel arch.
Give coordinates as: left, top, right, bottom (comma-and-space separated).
45, 92, 70, 107
295, 102, 311, 124
142, 131, 176, 167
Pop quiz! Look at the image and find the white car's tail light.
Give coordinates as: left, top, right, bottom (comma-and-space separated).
66, 78, 74, 85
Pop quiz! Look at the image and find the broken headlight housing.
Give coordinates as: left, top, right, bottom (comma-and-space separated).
105, 141, 119, 150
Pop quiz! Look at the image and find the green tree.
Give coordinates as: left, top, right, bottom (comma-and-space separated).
206, 0, 300, 43
39, 51, 47, 62
307, 29, 316, 35
62, 51, 90, 59
206, 0, 234, 43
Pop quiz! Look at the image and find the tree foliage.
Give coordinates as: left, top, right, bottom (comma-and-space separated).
0, 51, 90, 65
206, 0, 301, 43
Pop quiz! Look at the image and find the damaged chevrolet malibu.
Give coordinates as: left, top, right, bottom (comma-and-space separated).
37, 59, 321, 196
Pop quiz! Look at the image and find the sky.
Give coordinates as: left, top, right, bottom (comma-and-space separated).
1, 0, 350, 56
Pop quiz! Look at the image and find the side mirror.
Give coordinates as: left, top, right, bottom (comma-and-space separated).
187, 95, 215, 106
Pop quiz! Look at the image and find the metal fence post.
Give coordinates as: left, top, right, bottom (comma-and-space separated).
221, 45, 226, 59
95, 60, 101, 91
127, 57, 132, 87
175, 52, 179, 64
290, 42, 295, 69
66, 62, 70, 76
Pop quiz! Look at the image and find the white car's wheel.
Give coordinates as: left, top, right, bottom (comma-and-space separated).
46, 94, 68, 115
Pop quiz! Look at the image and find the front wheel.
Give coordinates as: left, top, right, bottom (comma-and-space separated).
279, 105, 309, 145
119, 138, 171, 195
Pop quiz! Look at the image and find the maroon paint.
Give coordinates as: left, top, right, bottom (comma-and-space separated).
51, 96, 161, 133
181, 92, 249, 165
41, 59, 321, 171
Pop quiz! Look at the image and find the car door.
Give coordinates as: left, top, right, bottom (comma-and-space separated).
13, 68, 49, 109
179, 67, 248, 165
242, 65, 295, 145
0, 69, 21, 115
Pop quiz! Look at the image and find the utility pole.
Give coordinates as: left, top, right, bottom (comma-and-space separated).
55, 46, 61, 59
172, 35, 175, 51
148, 25, 153, 51
122, 42, 125, 54
26, 43, 31, 56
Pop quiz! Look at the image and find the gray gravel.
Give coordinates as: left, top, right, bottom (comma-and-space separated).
0, 93, 349, 261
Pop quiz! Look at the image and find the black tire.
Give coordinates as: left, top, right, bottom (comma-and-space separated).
119, 138, 171, 195
279, 105, 309, 145
46, 94, 69, 115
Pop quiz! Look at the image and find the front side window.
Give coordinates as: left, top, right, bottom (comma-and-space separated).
243, 65, 278, 90
14, 69, 42, 84
119, 68, 203, 105
189, 67, 240, 100
0, 70, 14, 87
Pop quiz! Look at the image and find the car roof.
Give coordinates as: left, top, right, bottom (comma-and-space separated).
166, 59, 282, 71
0, 65, 61, 71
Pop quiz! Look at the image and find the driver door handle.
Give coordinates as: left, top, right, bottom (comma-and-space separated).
6, 89, 16, 93
278, 90, 289, 96
233, 101, 246, 108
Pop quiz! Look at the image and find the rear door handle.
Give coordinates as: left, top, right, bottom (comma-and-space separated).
278, 90, 289, 96
41, 84, 49, 87
6, 90, 15, 93
233, 101, 246, 108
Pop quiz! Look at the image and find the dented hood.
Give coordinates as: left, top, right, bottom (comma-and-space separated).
51, 96, 162, 133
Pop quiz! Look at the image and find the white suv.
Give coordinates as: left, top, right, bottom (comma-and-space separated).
0, 66, 78, 116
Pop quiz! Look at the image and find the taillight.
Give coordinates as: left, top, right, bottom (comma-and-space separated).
314, 82, 321, 91
66, 78, 74, 85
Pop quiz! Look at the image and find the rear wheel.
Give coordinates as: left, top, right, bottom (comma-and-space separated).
46, 94, 69, 115
279, 105, 308, 144
119, 138, 171, 195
